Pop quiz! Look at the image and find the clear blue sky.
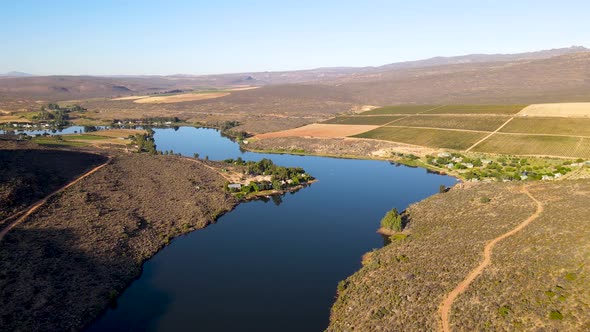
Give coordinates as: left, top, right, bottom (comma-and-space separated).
1, 0, 588, 75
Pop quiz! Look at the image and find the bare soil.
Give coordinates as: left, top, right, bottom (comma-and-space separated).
518, 102, 590, 117
255, 123, 378, 139
133, 92, 230, 104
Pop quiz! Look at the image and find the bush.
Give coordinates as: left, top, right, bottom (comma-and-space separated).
497, 305, 511, 318
480, 197, 491, 203
380, 208, 402, 232
390, 233, 408, 242
549, 310, 563, 320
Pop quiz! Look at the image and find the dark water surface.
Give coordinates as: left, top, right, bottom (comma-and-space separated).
86, 127, 456, 332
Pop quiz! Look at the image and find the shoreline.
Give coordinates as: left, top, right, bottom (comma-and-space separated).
241, 143, 460, 179
240, 179, 318, 201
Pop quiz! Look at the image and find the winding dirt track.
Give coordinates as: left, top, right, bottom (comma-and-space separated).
0, 156, 112, 242
438, 186, 544, 332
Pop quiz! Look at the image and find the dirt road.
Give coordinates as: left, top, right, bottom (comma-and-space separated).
437, 186, 544, 331
0, 157, 111, 242
465, 117, 514, 152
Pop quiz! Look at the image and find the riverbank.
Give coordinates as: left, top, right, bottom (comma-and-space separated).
240, 179, 317, 201
327, 180, 590, 331
0, 135, 322, 331
244, 136, 590, 182
243, 136, 463, 178
0, 144, 239, 331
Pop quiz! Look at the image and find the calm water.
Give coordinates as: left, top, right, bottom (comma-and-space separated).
83, 127, 456, 332
0, 126, 109, 136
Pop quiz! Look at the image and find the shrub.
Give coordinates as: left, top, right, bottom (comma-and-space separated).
390, 233, 408, 242
497, 305, 511, 318
549, 310, 563, 320
337, 280, 349, 294
381, 208, 402, 232
480, 197, 491, 203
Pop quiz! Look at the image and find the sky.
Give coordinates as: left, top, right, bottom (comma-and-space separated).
1, 0, 589, 76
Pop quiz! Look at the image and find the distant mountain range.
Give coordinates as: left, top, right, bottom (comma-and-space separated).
0, 71, 34, 77
0, 46, 589, 104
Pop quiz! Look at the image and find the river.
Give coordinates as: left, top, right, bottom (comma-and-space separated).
16, 126, 457, 331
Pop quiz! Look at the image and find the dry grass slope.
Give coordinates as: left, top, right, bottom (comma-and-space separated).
0, 152, 236, 332
452, 181, 590, 331
328, 180, 590, 331
327, 183, 536, 331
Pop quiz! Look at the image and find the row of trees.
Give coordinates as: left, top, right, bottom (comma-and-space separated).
44, 103, 86, 113
32, 103, 86, 128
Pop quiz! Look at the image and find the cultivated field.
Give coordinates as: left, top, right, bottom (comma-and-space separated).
280, 104, 590, 158
393, 115, 510, 131
255, 123, 378, 139
519, 103, 590, 117
501, 117, 590, 136
423, 104, 525, 115
362, 105, 439, 115
133, 92, 230, 104
323, 115, 404, 125
473, 133, 590, 158
354, 127, 488, 150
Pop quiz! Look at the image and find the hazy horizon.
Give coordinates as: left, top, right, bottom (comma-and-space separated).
2, 0, 589, 76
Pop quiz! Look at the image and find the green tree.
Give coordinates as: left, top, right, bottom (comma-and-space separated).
380, 208, 402, 232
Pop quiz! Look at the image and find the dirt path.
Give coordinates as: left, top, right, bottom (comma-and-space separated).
0, 157, 112, 242
437, 186, 543, 332
465, 117, 514, 152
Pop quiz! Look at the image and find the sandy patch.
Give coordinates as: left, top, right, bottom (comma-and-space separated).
0, 116, 29, 123
518, 103, 590, 117
228, 86, 259, 91
111, 96, 149, 101
358, 105, 379, 113
255, 123, 378, 139
133, 92, 230, 104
